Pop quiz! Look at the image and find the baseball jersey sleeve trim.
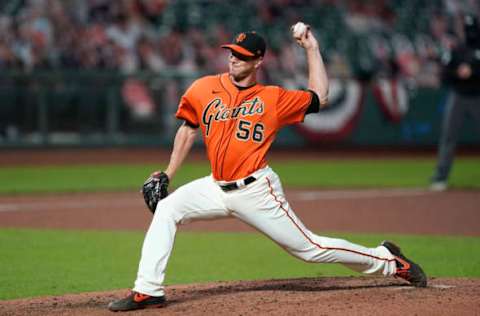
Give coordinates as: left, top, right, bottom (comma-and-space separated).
182, 120, 199, 128
175, 109, 199, 127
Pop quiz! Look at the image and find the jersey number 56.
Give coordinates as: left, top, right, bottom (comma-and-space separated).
236, 120, 264, 143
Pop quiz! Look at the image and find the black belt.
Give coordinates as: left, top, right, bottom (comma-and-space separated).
219, 176, 257, 192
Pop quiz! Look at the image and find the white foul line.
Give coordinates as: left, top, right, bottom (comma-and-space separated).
289, 188, 430, 201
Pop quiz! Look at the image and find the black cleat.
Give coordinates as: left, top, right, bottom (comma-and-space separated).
381, 241, 427, 288
108, 291, 166, 312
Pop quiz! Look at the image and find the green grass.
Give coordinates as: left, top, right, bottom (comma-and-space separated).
1, 158, 479, 194
1, 228, 479, 300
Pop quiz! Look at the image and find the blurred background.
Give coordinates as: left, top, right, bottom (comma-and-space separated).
1, 1, 479, 305
0, 0, 479, 148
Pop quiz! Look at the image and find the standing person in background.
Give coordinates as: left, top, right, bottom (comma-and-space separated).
108, 24, 427, 312
431, 14, 480, 191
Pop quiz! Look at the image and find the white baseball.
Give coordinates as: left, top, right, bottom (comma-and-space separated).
292, 22, 308, 39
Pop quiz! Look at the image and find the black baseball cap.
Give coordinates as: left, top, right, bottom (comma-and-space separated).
221, 31, 266, 58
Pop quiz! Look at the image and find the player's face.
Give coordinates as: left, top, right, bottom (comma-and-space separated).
228, 51, 261, 81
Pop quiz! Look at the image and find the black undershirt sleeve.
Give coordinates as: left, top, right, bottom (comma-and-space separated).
183, 120, 199, 128
305, 90, 320, 114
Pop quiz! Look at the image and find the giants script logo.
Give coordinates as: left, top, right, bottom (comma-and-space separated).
202, 97, 264, 136
236, 33, 246, 43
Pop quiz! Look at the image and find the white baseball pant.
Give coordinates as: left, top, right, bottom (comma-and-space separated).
133, 166, 396, 296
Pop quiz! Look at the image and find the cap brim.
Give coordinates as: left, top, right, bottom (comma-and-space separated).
221, 44, 255, 57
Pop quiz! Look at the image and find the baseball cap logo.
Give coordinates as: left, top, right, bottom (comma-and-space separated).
236, 33, 247, 43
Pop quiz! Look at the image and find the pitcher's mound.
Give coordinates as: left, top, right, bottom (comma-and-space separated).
1, 277, 478, 315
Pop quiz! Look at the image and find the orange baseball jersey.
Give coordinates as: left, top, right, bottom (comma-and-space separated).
176, 73, 312, 181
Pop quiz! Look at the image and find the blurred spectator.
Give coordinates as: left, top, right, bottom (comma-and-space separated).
0, 0, 478, 89
137, 35, 165, 72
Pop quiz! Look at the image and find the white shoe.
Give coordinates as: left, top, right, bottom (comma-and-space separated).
430, 181, 447, 192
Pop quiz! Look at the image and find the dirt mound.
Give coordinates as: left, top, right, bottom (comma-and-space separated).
1, 277, 478, 316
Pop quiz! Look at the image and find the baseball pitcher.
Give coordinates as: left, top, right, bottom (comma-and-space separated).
109, 25, 427, 312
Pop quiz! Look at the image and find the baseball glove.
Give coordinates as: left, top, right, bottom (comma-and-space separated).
142, 171, 169, 214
